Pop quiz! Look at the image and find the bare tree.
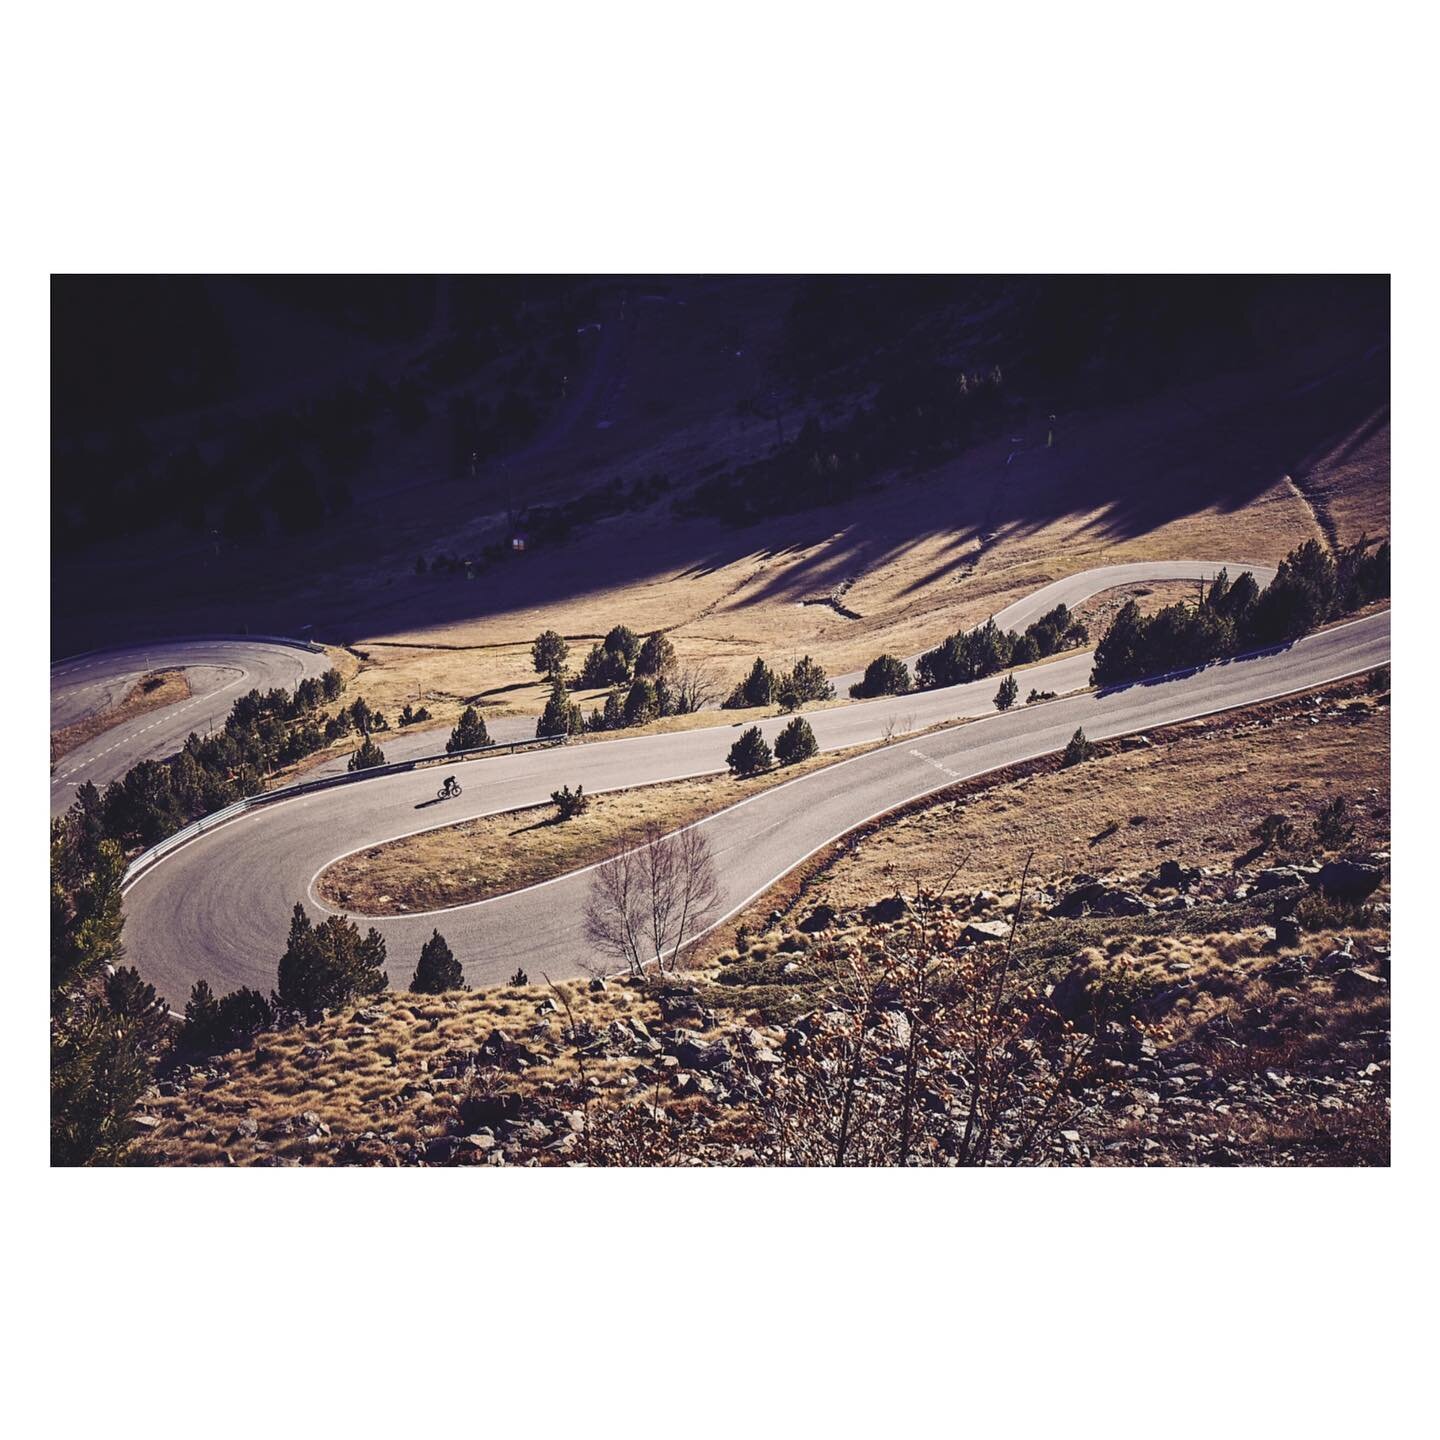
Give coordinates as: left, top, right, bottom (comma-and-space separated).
584, 822, 721, 978
672, 660, 723, 715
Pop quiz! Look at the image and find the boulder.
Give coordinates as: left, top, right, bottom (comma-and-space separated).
1051, 881, 1152, 918
455, 1090, 523, 1131
675, 1036, 731, 1071
962, 919, 1012, 945
1275, 916, 1302, 949
1253, 867, 1307, 894
1155, 859, 1198, 890
1336, 967, 1387, 997
865, 894, 909, 924
799, 904, 837, 933
1312, 860, 1384, 901
657, 990, 708, 1023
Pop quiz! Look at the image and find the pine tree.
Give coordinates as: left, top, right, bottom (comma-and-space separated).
623, 677, 658, 725
348, 736, 386, 770
538, 679, 585, 738
1090, 601, 1145, 686
603, 625, 641, 665
531, 629, 570, 680
775, 715, 819, 765
50, 819, 153, 1166
1061, 727, 1093, 767
447, 705, 491, 753
786, 655, 835, 703
410, 929, 467, 994
551, 783, 589, 820
994, 673, 1019, 711
727, 726, 773, 776
850, 654, 912, 698
275, 902, 388, 1019
182, 979, 220, 1050
635, 630, 676, 677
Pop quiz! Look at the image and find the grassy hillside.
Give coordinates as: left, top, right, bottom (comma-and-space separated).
53, 279, 1387, 740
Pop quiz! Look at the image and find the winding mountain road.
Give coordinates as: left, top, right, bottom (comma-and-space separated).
49, 638, 332, 817
83, 561, 1390, 1006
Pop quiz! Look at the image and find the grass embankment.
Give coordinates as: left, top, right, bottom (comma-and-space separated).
50, 669, 192, 764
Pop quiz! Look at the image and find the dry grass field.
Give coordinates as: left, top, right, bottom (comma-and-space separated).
332, 378, 1387, 727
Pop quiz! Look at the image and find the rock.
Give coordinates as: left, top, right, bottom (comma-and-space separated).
962, 919, 1012, 944
865, 894, 909, 924
588, 976, 607, 992
132, 1113, 162, 1130
1275, 916, 1302, 948
799, 904, 837, 933
1336, 967, 1387, 996
970, 890, 1001, 913
425, 1136, 460, 1163
1265, 955, 1308, 987
1051, 881, 1152, 918
462, 1132, 497, 1151
1156, 859, 1196, 890
1120, 734, 1153, 750
675, 1036, 731, 1071
456, 1091, 523, 1131
1312, 860, 1384, 901
657, 990, 707, 1023
1253, 866, 1307, 894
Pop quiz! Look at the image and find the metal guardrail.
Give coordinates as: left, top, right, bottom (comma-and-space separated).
53, 632, 328, 669
120, 732, 565, 891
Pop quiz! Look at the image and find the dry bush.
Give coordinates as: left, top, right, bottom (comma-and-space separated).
753, 855, 1093, 1166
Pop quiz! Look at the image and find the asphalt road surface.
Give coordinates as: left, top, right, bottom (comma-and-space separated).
50, 639, 332, 816
117, 591, 1386, 1006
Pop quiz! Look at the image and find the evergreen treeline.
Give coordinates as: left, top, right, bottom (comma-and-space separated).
915, 602, 1089, 689
72, 667, 351, 852
1091, 539, 1389, 687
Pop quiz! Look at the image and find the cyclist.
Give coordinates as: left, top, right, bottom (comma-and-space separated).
440, 775, 461, 799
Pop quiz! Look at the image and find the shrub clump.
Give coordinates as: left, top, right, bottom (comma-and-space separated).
775, 715, 819, 766
727, 726, 773, 776
551, 783, 590, 820
849, 654, 912, 698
